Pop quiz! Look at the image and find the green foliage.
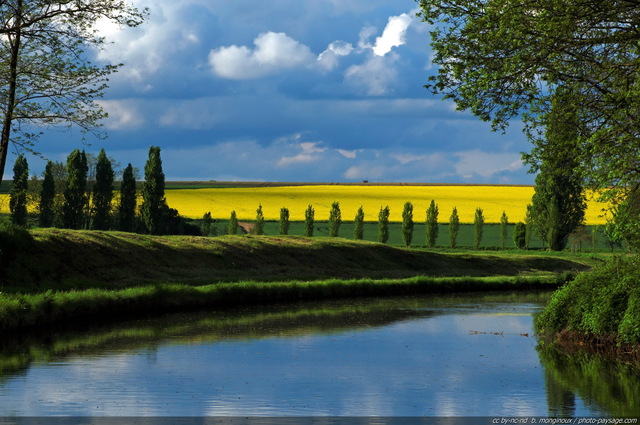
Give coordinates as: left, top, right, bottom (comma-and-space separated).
254, 204, 265, 235
140, 146, 167, 235
117, 163, 137, 232
228, 211, 239, 235
449, 207, 460, 249
329, 201, 341, 237
401, 202, 414, 247
202, 212, 213, 236
9, 154, 28, 226
513, 222, 526, 249
0, 2, 147, 181
62, 149, 88, 230
38, 161, 56, 228
524, 204, 533, 249
353, 206, 364, 240
417, 1, 639, 246
474, 208, 484, 249
304, 204, 314, 237
91, 149, 114, 230
426, 200, 439, 248
535, 257, 640, 343
0, 216, 33, 273
279, 207, 290, 235
378, 205, 390, 244
500, 211, 508, 249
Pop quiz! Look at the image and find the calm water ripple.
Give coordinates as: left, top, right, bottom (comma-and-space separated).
0, 292, 638, 417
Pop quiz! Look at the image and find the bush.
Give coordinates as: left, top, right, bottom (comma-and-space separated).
535, 256, 640, 343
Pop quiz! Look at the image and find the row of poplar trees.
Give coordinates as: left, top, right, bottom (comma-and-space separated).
8, 146, 184, 235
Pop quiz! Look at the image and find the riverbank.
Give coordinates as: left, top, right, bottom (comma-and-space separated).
535, 256, 640, 357
1, 228, 594, 332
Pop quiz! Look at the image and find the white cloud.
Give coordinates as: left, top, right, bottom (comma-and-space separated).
96, 100, 145, 130
209, 32, 316, 79
318, 41, 355, 70
337, 149, 359, 159
373, 12, 413, 56
278, 141, 327, 166
453, 150, 523, 179
345, 54, 399, 96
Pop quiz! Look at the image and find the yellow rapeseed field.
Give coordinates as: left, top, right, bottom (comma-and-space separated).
0, 184, 608, 224
163, 185, 608, 224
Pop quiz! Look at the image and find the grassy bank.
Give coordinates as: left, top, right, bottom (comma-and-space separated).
535, 256, 640, 352
0, 228, 595, 332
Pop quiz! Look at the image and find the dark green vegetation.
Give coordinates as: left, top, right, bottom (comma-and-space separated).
0, 227, 591, 332
536, 256, 640, 346
418, 1, 640, 355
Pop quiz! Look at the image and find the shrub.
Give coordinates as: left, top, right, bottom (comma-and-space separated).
229, 211, 239, 235
202, 212, 213, 236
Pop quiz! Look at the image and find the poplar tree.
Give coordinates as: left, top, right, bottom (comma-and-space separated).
91, 149, 114, 230
39, 161, 55, 227
9, 154, 28, 226
329, 201, 341, 237
117, 163, 137, 232
140, 146, 167, 235
401, 202, 414, 247
304, 204, 315, 237
426, 200, 439, 248
228, 211, 239, 235
500, 211, 509, 250
449, 207, 460, 249
202, 212, 212, 236
254, 204, 265, 235
354, 206, 365, 240
62, 149, 88, 229
474, 208, 484, 249
279, 207, 290, 235
378, 206, 390, 244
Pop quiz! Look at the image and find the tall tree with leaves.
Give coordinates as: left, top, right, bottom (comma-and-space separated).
117, 163, 137, 232
254, 204, 265, 235
354, 206, 365, 240
38, 160, 55, 227
279, 207, 290, 235
62, 149, 88, 229
426, 200, 439, 248
9, 154, 28, 226
500, 211, 509, 250
228, 211, 239, 235
417, 1, 638, 245
449, 207, 460, 249
304, 204, 315, 237
0, 1, 147, 180
401, 202, 414, 247
140, 146, 167, 235
329, 201, 341, 237
527, 91, 586, 251
91, 148, 114, 230
378, 206, 390, 244
474, 208, 484, 250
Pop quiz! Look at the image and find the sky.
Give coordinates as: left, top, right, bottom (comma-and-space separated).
6, 0, 535, 184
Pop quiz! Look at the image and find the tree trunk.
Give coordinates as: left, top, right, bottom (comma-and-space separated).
0, 0, 23, 180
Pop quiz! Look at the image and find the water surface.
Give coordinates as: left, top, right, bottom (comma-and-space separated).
0, 292, 638, 417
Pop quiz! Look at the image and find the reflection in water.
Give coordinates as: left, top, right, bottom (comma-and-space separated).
539, 344, 640, 417
0, 292, 638, 416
